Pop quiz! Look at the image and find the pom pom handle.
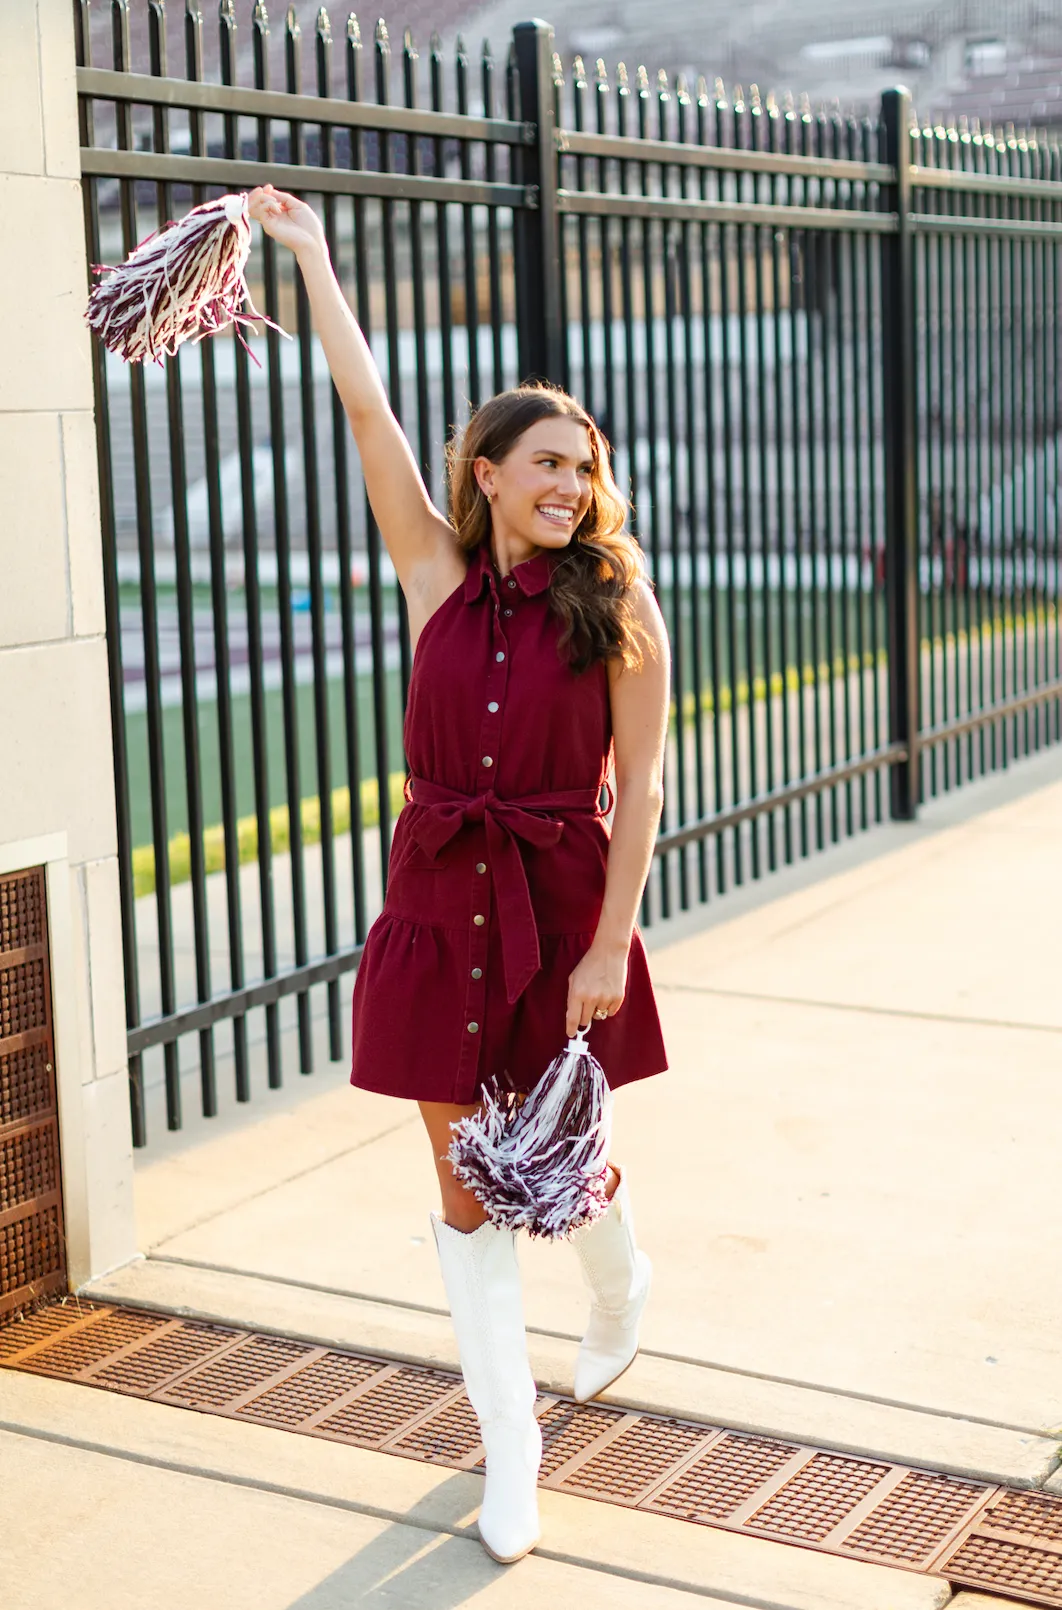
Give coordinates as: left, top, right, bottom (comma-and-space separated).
566, 1025, 591, 1054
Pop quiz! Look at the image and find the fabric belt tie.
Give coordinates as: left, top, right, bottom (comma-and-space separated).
405, 777, 606, 1005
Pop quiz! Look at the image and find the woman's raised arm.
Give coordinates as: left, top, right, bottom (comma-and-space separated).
248, 186, 463, 629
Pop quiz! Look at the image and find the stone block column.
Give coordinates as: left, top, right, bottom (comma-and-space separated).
0, 0, 136, 1286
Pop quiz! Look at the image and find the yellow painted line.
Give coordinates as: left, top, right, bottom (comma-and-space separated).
133, 771, 408, 899
132, 603, 1059, 897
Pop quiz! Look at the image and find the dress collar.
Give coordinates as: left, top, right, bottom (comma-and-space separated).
463, 540, 558, 603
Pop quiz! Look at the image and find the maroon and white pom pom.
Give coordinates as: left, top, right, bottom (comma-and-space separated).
448, 1026, 612, 1240
86, 192, 285, 365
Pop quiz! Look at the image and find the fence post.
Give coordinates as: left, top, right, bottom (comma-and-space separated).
512, 19, 564, 383
880, 86, 920, 819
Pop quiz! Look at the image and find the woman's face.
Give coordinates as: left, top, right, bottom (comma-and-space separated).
475, 416, 594, 552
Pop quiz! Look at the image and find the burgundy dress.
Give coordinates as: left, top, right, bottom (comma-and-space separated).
350, 539, 668, 1104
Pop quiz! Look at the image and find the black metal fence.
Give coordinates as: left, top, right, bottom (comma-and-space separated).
74, 1, 1062, 1146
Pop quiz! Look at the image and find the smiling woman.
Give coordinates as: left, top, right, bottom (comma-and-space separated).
447, 389, 652, 675
247, 182, 670, 1567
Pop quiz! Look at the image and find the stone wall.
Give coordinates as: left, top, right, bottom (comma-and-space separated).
0, 0, 135, 1286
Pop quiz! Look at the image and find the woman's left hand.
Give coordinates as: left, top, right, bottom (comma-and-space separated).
566, 939, 629, 1037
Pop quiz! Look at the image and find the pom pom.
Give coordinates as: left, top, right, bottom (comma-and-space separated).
448, 1027, 612, 1239
85, 192, 286, 365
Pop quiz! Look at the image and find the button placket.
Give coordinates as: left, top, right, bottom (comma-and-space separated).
457, 571, 512, 1084
459, 847, 491, 1071
478, 575, 511, 788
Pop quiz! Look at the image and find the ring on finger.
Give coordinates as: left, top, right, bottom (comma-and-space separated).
593, 1008, 608, 1020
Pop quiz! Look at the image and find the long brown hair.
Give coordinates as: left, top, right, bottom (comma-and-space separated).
446, 384, 650, 673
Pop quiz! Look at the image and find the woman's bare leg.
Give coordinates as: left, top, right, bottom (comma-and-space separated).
419, 1101, 491, 1231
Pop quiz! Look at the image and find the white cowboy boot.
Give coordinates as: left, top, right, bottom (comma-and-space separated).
573, 1167, 652, 1403
431, 1214, 541, 1563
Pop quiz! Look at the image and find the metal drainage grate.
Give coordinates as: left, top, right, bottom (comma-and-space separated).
3, 1300, 1061, 1607
0, 867, 66, 1321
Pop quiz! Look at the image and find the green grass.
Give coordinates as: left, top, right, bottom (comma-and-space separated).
126, 593, 1058, 899
132, 770, 409, 898
124, 663, 407, 847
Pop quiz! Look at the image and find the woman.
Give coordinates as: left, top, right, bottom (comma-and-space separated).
249, 184, 670, 1564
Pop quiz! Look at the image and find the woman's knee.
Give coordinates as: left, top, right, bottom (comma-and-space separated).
439, 1176, 489, 1232
419, 1100, 489, 1231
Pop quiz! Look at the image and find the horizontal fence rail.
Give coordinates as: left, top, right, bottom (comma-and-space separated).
78, 62, 536, 141
80, 142, 533, 204
555, 192, 900, 234
74, 1, 1062, 1146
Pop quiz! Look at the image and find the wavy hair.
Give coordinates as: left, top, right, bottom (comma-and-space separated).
446, 384, 651, 673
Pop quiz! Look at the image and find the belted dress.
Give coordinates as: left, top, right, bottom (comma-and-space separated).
349, 538, 668, 1104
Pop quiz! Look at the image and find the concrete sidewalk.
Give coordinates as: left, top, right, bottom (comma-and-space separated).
5, 746, 1062, 1609
0, 1372, 958, 1610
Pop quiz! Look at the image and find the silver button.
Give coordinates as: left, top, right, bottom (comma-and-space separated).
507, 578, 516, 588
503, 608, 513, 617
482, 755, 493, 767
496, 651, 505, 662
488, 701, 499, 712
473, 914, 485, 926
471, 967, 483, 979
475, 862, 487, 874
467, 1021, 479, 1034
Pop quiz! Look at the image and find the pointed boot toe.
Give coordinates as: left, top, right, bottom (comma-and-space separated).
573, 1249, 651, 1402
573, 1170, 652, 1404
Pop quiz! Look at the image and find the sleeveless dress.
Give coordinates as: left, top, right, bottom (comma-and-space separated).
349, 539, 668, 1104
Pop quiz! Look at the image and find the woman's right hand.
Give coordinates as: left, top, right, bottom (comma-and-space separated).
247, 184, 327, 261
